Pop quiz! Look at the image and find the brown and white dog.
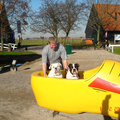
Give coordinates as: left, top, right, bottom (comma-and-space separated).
48, 63, 63, 78
66, 63, 80, 79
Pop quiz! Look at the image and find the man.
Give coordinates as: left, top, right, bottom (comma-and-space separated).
100, 38, 109, 49
93, 40, 99, 50
42, 37, 68, 77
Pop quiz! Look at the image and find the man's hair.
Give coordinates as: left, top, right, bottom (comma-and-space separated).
48, 37, 57, 44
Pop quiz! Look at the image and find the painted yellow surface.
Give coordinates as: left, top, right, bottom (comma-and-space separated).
31, 59, 120, 119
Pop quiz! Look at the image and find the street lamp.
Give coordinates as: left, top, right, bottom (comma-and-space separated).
17, 20, 22, 47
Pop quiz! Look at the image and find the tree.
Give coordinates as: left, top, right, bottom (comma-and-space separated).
30, 0, 85, 42
0, 0, 31, 51
30, 0, 61, 41
84, 0, 120, 41
59, 0, 86, 41
40, 36, 44, 44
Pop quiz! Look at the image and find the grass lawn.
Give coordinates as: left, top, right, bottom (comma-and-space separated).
0, 50, 37, 55
15, 39, 48, 46
15, 38, 83, 47
0, 51, 39, 67
3, 39, 120, 55
113, 47, 120, 55
0, 38, 84, 67
1, 39, 120, 68
15, 39, 120, 55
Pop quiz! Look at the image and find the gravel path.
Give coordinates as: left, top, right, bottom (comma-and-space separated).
0, 47, 120, 120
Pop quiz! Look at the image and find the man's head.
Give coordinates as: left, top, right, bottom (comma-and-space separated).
105, 39, 108, 42
48, 37, 57, 50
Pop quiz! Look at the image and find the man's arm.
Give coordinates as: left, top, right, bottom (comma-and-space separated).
62, 59, 68, 74
42, 63, 47, 77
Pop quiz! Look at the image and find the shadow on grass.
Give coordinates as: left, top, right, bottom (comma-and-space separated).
0, 54, 42, 74
0, 67, 10, 74
21, 45, 45, 47
0, 54, 42, 65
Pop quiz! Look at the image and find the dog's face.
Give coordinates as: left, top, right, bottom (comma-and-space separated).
49, 63, 61, 74
68, 63, 79, 75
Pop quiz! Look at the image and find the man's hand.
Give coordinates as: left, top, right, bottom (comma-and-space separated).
63, 59, 68, 75
65, 69, 68, 75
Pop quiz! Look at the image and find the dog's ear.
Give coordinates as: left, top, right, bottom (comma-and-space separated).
75, 63, 80, 68
49, 64, 52, 69
68, 64, 72, 68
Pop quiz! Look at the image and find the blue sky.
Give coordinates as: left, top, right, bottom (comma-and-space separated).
17, 0, 86, 39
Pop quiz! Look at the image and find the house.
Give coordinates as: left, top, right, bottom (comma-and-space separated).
0, 3, 15, 43
85, 4, 120, 42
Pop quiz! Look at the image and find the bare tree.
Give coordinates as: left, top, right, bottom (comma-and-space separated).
40, 36, 44, 44
84, 0, 120, 41
59, 0, 86, 41
0, 0, 31, 51
30, 0, 86, 42
30, 0, 61, 41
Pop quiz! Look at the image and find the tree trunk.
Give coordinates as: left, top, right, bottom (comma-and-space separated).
65, 32, 69, 43
1, 0, 4, 51
54, 35, 58, 42
97, 26, 100, 42
1, 26, 3, 51
65, 36, 68, 42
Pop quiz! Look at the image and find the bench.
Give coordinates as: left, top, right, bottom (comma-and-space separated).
105, 44, 112, 51
0, 43, 9, 49
10, 60, 17, 71
0, 43, 17, 50
9, 43, 17, 50
106, 44, 120, 53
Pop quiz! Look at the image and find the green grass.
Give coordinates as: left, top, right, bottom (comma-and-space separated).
113, 47, 120, 55
15, 39, 48, 46
57, 38, 83, 45
0, 51, 39, 67
15, 38, 83, 47
0, 51, 37, 55
0, 64, 7, 67
15, 39, 120, 55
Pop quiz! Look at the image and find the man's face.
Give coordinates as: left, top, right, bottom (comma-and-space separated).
49, 43, 57, 50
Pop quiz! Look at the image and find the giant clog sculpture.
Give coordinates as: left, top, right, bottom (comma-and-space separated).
31, 59, 120, 119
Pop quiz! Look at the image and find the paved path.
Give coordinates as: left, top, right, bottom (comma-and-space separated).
0, 47, 120, 120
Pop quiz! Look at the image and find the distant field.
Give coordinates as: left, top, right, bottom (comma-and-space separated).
15, 38, 84, 46
15, 39, 120, 55
15, 39, 48, 46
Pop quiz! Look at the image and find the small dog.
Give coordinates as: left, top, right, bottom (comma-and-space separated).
66, 63, 80, 79
48, 63, 63, 78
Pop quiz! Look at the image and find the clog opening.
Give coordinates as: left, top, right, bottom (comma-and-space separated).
37, 67, 100, 79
